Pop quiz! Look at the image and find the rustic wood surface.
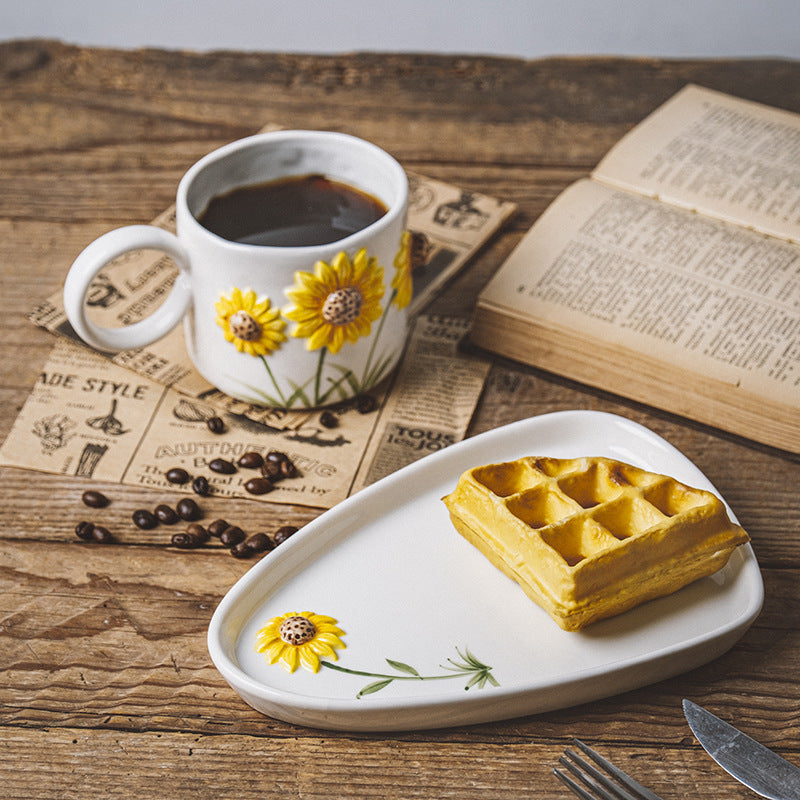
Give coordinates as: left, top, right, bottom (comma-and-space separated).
1, 40, 799, 799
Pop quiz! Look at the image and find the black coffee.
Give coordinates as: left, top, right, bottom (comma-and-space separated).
197, 174, 388, 247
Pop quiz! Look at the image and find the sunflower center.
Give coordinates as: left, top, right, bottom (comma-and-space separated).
322, 287, 363, 327
279, 615, 317, 646
229, 310, 263, 341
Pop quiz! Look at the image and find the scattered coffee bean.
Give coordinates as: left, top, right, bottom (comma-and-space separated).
206, 416, 225, 434
132, 508, 158, 530
319, 410, 338, 428
192, 475, 210, 497
219, 525, 245, 547
273, 525, 298, 545
171, 532, 202, 549
237, 451, 264, 470
244, 477, 274, 495
165, 467, 191, 485
185, 523, 210, 543
155, 504, 180, 525
209, 458, 236, 474
356, 393, 376, 413
176, 497, 201, 521
207, 518, 229, 538
81, 490, 109, 508
260, 460, 282, 480
91, 525, 114, 544
260, 451, 299, 480
75, 520, 95, 540
279, 458, 298, 478
246, 532, 273, 553
230, 540, 255, 559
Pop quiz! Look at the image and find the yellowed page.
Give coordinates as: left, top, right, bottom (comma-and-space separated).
477, 179, 799, 408
594, 84, 800, 244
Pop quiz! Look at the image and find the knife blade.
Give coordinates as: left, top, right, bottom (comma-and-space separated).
683, 699, 800, 800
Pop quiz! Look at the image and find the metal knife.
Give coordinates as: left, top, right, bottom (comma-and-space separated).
683, 699, 800, 800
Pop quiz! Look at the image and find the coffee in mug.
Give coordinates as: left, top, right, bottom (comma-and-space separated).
197, 174, 388, 247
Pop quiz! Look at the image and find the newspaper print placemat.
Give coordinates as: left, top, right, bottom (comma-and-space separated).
8, 163, 513, 508
0, 316, 489, 509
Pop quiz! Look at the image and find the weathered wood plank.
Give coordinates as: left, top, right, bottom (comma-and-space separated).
1, 39, 799, 800
0, 725, 761, 800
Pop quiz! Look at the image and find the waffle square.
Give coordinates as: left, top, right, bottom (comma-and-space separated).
442, 456, 750, 631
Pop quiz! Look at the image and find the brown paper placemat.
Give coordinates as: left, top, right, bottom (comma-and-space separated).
1, 316, 489, 509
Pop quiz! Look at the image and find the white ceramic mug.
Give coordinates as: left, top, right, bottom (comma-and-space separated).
63, 130, 410, 408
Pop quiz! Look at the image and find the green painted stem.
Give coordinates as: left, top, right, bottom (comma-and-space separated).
259, 355, 288, 407
361, 289, 395, 386
314, 346, 328, 405
320, 661, 473, 681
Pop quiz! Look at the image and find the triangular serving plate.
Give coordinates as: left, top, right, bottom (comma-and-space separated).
207, 411, 763, 731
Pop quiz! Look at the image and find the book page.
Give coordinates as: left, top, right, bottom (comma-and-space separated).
594, 84, 800, 244
477, 179, 799, 407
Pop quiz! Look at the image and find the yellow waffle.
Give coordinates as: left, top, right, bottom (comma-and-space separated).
442, 456, 749, 631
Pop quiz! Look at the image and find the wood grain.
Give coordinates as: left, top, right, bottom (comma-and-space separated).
1, 40, 799, 798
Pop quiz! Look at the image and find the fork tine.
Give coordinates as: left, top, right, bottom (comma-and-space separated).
553, 765, 603, 800
553, 740, 665, 800
573, 740, 664, 800
554, 754, 627, 800
559, 749, 639, 800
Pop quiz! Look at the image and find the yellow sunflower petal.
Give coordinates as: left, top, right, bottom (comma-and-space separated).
308, 614, 337, 624
299, 648, 322, 673
308, 641, 339, 662
315, 633, 346, 650
279, 646, 300, 673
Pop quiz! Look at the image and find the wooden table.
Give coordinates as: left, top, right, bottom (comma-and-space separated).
1, 40, 799, 799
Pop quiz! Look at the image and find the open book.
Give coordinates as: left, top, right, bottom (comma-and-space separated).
471, 85, 800, 453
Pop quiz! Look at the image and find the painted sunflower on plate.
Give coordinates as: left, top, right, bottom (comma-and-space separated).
283, 248, 385, 354
256, 611, 347, 674
215, 287, 286, 356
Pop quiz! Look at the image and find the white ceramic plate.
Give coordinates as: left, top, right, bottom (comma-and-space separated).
207, 410, 763, 731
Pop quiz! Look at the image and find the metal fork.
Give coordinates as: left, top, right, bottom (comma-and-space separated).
554, 739, 664, 800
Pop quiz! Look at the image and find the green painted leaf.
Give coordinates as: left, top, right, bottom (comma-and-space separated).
357, 679, 394, 698
386, 659, 420, 677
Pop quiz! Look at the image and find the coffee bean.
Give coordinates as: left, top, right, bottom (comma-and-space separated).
185, 523, 210, 543
230, 540, 255, 559
171, 532, 202, 549
176, 497, 201, 521
209, 458, 236, 474
261, 451, 298, 480
246, 532, 273, 553
273, 525, 298, 545
132, 509, 158, 529
75, 520, 94, 540
260, 460, 282, 480
207, 518, 229, 538
356, 393, 376, 413
155, 504, 179, 525
219, 525, 245, 547
81, 490, 109, 508
244, 477, 274, 495
192, 475, 210, 496
237, 451, 264, 469
206, 416, 225, 434
279, 459, 298, 478
319, 410, 338, 428
165, 467, 190, 485
91, 525, 114, 544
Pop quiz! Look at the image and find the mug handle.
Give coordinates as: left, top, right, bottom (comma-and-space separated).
63, 225, 192, 352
